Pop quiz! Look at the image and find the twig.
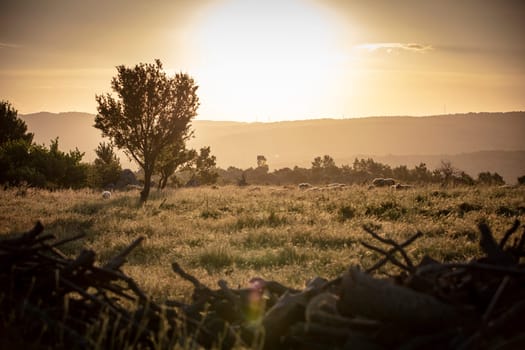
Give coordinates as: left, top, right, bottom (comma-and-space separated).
360, 240, 410, 272
49, 233, 87, 249
66, 249, 96, 271
28, 234, 57, 246
17, 221, 45, 243
362, 229, 422, 273
483, 275, 511, 322
104, 236, 145, 270
97, 282, 137, 302
172, 262, 211, 292
363, 226, 421, 270
60, 276, 125, 318
218, 280, 240, 306
96, 266, 157, 309
217, 279, 241, 319
43, 245, 69, 260
499, 219, 520, 249
478, 221, 514, 265
513, 227, 525, 255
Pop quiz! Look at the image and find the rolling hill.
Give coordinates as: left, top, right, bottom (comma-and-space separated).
20, 111, 525, 183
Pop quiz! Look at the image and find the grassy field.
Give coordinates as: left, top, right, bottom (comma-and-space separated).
1, 184, 524, 303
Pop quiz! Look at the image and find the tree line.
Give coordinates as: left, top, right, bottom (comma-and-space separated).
2, 59, 523, 202
0, 98, 518, 195
215, 154, 510, 187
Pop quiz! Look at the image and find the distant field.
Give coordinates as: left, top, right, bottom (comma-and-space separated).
2, 185, 524, 302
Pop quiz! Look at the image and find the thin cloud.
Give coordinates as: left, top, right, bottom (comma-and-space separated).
438, 44, 525, 56
0, 42, 22, 49
354, 42, 433, 53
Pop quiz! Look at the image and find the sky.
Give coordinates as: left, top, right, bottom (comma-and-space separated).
1, 0, 524, 122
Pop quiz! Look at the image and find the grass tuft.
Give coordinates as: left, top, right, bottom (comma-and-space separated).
197, 245, 234, 272
338, 205, 356, 221
233, 211, 288, 230
365, 201, 406, 221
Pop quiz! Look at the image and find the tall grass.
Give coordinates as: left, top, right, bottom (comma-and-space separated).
2, 184, 524, 301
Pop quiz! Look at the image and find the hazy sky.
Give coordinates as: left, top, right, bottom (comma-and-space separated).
1, 0, 524, 121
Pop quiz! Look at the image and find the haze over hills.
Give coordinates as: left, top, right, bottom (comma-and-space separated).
20, 112, 525, 183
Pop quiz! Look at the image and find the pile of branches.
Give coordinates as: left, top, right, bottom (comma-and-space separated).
0, 222, 179, 349
167, 220, 525, 350
1, 220, 525, 349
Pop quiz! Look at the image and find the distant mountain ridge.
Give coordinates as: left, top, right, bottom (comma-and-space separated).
20, 111, 525, 183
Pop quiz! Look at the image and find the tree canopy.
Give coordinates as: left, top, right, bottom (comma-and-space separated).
0, 137, 88, 189
0, 100, 33, 145
89, 142, 122, 189
0, 101, 89, 188
156, 141, 196, 190
95, 59, 199, 202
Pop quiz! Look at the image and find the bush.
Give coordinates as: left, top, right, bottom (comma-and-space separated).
478, 171, 505, 186
0, 138, 88, 188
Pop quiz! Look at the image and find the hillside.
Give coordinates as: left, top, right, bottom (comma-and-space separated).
20, 111, 525, 183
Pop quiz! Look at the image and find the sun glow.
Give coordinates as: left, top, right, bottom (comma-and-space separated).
189, 0, 345, 122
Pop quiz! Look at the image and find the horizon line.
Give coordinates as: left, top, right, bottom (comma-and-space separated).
19, 110, 525, 123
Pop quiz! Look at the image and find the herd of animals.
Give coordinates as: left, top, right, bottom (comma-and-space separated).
100, 177, 413, 199
297, 177, 413, 192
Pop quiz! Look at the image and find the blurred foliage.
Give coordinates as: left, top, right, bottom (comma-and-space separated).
0, 137, 88, 189
88, 142, 122, 189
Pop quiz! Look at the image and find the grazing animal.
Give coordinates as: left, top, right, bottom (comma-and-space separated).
393, 183, 414, 190
102, 190, 112, 199
372, 178, 396, 187
384, 178, 396, 186
327, 183, 346, 189
299, 183, 312, 190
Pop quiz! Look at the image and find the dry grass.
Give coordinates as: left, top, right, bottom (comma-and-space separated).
2, 184, 524, 302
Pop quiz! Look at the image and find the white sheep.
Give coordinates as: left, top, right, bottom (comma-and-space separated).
384, 178, 396, 186
372, 178, 395, 187
327, 183, 346, 189
298, 183, 312, 189
392, 183, 414, 190
102, 190, 112, 199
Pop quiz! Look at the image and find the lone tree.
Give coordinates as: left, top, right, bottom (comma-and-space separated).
95, 60, 199, 203
257, 155, 267, 168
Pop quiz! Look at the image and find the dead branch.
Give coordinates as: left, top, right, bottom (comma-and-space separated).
171, 262, 211, 292
338, 267, 461, 330
478, 221, 515, 265
499, 219, 520, 249
104, 236, 144, 270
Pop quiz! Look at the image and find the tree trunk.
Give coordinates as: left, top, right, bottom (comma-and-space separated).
140, 167, 153, 204
159, 172, 168, 190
